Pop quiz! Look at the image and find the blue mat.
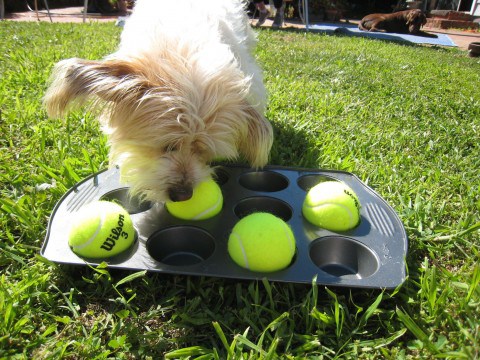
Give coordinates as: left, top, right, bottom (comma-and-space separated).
308, 23, 456, 47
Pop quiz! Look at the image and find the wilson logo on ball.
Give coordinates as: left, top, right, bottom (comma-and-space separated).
100, 214, 131, 251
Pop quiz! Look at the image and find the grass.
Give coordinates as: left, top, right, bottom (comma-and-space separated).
0, 20, 479, 359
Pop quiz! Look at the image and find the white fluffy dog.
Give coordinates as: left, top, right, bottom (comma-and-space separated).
44, 0, 272, 203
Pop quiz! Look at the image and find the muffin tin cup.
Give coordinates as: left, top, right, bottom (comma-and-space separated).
42, 164, 407, 288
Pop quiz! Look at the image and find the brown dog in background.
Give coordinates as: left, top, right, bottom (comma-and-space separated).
358, 9, 427, 35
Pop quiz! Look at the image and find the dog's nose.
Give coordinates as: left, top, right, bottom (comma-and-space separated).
168, 186, 193, 202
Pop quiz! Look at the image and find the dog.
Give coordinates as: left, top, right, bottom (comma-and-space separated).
44, 0, 273, 203
358, 9, 427, 35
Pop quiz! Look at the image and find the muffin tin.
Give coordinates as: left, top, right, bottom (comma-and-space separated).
42, 164, 407, 289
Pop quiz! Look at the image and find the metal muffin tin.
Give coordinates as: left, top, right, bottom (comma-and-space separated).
42, 164, 407, 289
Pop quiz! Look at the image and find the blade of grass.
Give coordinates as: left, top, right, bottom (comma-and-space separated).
212, 321, 235, 359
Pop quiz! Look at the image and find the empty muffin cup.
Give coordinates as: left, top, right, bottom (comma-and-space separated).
101, 188, 152, 214
213, 167, 230, 186
297, 174, 338, 191
146, 226, 215, 266
239, 171, 289, 192
234, 196, 293, 221
309, 236, 379, 278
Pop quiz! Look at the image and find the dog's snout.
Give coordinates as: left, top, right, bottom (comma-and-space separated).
168, 186, 193, 202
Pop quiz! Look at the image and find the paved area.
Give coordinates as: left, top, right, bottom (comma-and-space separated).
422, 26, 480, 50
2, 6, 120, 23
2, 6, 479, 51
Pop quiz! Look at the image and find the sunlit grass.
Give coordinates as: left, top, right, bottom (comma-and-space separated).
0, 21, 479, 358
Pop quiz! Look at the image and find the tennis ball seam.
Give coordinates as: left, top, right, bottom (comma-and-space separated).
281, 221, 295, 255
305, 202, 357, 225
343, 189, 360, 210
72, 211, 105, 251
230, 232, 250, 270
192, 193, 222, 220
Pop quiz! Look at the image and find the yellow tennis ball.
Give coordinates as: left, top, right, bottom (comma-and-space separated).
165, 179, 223, 220
302, 181, 361, 231
228, 212, 296, 272
68, 201, 136, 258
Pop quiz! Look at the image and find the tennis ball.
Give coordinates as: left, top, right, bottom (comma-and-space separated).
165, 179, 223, 220
302, 181, 361, 231
68, 201, 136, 258
228, 212, 296, 272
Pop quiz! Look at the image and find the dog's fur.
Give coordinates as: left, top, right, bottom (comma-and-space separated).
44, 0, 272, 203
358, 9, 427, 35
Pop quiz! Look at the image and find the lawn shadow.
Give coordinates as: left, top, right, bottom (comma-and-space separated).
268, 118, 323, 168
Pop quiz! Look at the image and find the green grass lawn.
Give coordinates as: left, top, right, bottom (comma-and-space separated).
1, 21, 479, 359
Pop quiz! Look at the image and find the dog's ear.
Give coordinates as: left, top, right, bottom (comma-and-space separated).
239, 104, 273, 168
421, 13, 427, 26
44, 58, 149, 117
406, 10, 426, 25
406, 11, 415, 24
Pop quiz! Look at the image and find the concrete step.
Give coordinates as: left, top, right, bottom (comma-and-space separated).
426, 17, 479, 30
429, 10, 474, 21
